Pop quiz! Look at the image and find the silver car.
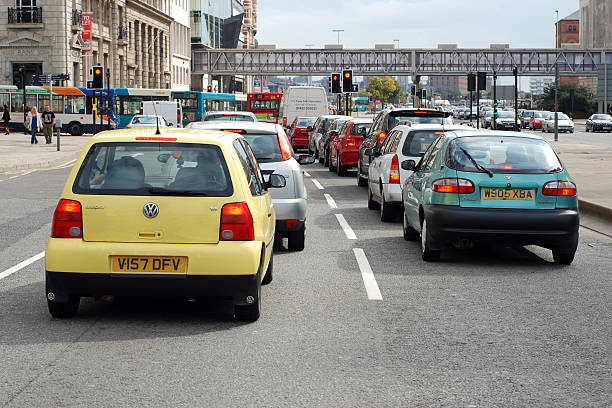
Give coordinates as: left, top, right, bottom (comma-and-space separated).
308, 115, 347, 161
187, 121, 312, 250
126, 115, 169, 128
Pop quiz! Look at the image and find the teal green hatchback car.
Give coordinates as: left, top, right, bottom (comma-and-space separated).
401, 130, 579, 264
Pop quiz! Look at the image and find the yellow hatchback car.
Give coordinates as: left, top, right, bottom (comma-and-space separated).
45, 128, 285, 321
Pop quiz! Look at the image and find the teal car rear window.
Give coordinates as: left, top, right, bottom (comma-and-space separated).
447, 136, 562, 174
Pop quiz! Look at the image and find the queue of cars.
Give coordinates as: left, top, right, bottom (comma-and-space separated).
306, 106, 579, 267
46, 104, 585, 321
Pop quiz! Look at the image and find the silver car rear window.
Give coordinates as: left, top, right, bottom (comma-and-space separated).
401, 130, 445, 157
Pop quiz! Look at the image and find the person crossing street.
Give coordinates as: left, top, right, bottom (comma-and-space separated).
42, 105, 56, 144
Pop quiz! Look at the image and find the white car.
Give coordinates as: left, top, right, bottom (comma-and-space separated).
186, 121, 314, 250
542, 113, 574, 133
366, 124, 470, 221
202, 111, 257, 122
126, 115, 169, 128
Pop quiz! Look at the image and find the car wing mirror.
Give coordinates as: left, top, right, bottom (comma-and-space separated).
364, 147, 373, 156
401, 159, 416, 171
157, 153, 171, 163
265, 173, 286, 189
298, 155, 315, 165
307, 125, 313, 131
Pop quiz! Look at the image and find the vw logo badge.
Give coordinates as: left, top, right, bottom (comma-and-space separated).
143, 203, 159, 219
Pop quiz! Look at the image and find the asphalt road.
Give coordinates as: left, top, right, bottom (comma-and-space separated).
1, 163, 611, 407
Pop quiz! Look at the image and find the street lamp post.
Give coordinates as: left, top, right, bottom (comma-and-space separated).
555, 10, 559, 48
332, 29, 344, 45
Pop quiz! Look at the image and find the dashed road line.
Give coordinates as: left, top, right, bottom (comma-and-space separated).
303, 171, 311, 177
312, 179, 324, 190
0, 251, 45, 282
324, 193, 338, 209
353, 248, 383, 300
335, 214, 357, 240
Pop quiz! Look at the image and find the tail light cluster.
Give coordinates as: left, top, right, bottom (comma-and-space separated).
220, 202, 254, 241
542, 180, 577, 196
377, 132, 387, 146
432, 178, 475, 194
52, 199, 83, 238
277, 132, 293, 161
389, 154, 400, 184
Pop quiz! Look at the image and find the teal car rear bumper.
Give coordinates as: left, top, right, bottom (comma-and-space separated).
424, 205, 579, 251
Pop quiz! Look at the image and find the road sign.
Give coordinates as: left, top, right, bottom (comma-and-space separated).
351, 84, 359, 92
87, 80, 94, 89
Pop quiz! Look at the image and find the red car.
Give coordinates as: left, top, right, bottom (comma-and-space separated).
529, 111, 550, 130
329, 118, 372, 176
287, 116, 317, 151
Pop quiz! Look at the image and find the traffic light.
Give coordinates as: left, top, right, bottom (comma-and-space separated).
411, 85, 416, 95
331, 73, 341, 94
328, 76, 332, 94
493, 101, 499, 116
92, 66, 104, 89
207, 85, 212, 92
421, 89, 427, 99
467, 74, 476, 92
342, 70, 353, 93
477, 72, 487, 91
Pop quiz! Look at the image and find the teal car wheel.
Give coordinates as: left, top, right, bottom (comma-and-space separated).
421, 219, 440, 262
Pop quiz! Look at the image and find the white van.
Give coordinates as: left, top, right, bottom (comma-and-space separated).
280, 86, 328, 128
142, 101, 183, 128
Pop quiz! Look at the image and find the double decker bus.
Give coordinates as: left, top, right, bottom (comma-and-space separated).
172, 91, 249, 127
247, 92, 282, 123
0, 85, 118, 135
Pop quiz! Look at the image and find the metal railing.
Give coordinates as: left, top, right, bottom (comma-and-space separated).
71, 9, 82, 26
8, 6, 43, 24
118, 25, 128, 40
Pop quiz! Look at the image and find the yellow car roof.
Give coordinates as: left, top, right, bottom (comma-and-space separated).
90, 128, 239, 145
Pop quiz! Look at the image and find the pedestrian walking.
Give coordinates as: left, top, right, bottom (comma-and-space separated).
26, 106, 42, 144
2, 104, 9, 135
42, 105, 56, 144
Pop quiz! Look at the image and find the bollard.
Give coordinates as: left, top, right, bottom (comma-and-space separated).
55, 119, 61, 151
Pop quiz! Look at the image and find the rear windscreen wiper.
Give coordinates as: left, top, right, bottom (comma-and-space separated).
459, 147, 493, 178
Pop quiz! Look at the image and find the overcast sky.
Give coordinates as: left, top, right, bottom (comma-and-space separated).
257, 0, 578, 49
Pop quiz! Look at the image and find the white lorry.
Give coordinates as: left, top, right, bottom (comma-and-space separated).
142, 101, 183, 128
280, 86, 328, 128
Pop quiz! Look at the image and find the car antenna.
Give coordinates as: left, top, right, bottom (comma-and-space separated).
151, 100, 161, 135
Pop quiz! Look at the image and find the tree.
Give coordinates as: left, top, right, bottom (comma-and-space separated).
367, 77, 405, 103
537, 83, 597, 118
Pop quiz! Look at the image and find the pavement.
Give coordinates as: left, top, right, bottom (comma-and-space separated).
0, 163, 611, 406
0, 133, 91, 173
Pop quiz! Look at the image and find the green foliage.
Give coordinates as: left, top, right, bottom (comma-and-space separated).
537, 83, 597, 118
367, 77, 405, 103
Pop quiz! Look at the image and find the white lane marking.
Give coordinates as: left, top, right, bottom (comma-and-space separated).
324, 193, 338, 209
303, 171, 311, 177
335, 214, 357, 240
312, 179, 324, 190
0, 251, 45, 282
353, 248, 383, 300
